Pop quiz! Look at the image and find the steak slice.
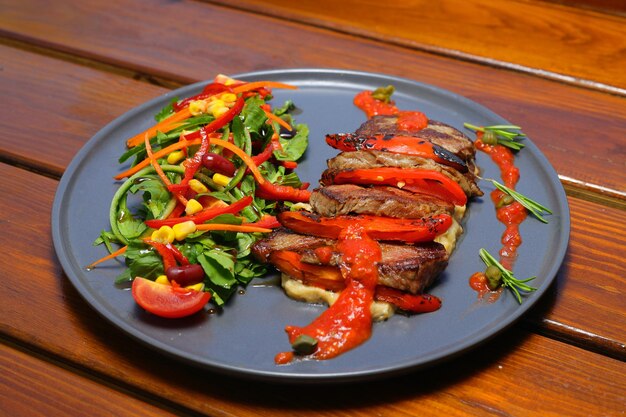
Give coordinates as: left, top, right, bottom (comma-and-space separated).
309, 184, 454, 219
252, 229, 448, 294
324, 150, 483, 198
355, 116, 475, 161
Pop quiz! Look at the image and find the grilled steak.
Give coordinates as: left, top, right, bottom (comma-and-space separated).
323, 150, 483, 198
355, 116, 475, 161
309, 184, 454, 219
252, 229, 448, 294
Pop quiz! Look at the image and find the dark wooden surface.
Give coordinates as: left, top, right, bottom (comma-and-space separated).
1, 0, 624, 416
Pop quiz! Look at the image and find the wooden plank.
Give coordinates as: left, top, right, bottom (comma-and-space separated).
1, 163, 624, 416
0, 342, 181, 417
0, 43, 169, 177
0, 41, 626, 199
210, 0, 626, 93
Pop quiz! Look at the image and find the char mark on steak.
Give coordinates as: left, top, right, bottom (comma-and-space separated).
310, 184, 454, 219
355, 116, 476, 162
252, 229, 449, 294
323, 150, 483, 198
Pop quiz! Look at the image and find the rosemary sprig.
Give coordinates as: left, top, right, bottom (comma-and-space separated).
479, 249, 537, 304
485, 178, 553, 223
464, 123, 526, 150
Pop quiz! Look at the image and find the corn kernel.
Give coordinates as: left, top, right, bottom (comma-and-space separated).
397, 181, 406, 189
155, 275, 170, 285
220, 93, 237, 103
185, 199, 203, 215
212, 173, 232, 187
208, 98, 224, 109
151, 225, 175, 244
167, 150, 185, 164
212, 106, 229, 118
188, 100, 207, 116
188, 179, 208, 194
375, 175, 384, 181
185, 283, 205, 292
173, 220, 197, 240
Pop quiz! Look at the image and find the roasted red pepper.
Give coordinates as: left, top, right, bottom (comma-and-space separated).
256, 181, 311, 203
269, 250, 344, 292
327, 167, 467, 206
325, 133, 466, 172
145, 196, 253, 228
247, 215, 281, 229
374, 286, 441, 313
277, 211, 452, 243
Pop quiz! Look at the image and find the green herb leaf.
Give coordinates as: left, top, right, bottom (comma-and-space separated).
464, 123, 526, 150
154, 97, 179, 122
479, 249, 537, 304
275, 123, 309, 161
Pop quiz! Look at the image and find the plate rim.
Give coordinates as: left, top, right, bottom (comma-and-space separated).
51, 68, 570, 383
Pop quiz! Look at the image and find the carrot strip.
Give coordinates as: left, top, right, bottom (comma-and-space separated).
232, 81, 297, 94
263, 109, 292, 132
195, 224, 272, 233
211, 138, 266, 184
127, 107, 192, 148
145, 135, 188, 205
86, 245, 127, 269
114, 139, 203, 180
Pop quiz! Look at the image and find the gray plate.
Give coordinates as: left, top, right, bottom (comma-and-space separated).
52, 69, 570, 382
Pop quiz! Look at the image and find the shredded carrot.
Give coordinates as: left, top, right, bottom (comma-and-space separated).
195, 224, 272, 233
263, 109, 292, 132
211, 138, 266, 184
86, 245, 127, 269
232, 81, 297, 94
114, 138, 203, 180
145, 135, 188, 205
127, 107, 192, 148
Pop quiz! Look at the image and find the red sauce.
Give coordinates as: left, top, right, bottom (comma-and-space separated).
470, 135, 527, 298
353, 91, 398, 119
397, 111, 428, 131
276, 224, 381, 363
469, 272, 502, 303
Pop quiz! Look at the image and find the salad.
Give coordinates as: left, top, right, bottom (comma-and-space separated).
90, 74, 310, 317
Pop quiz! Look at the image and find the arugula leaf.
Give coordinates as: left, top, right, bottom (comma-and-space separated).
154, 97, 179, 122
129, 174, 171, 219
241, 96, 267, 135
274, 124, 309, 161
273, 100, 295, 116
197, 251, 237, 289
115, 195, 148, 240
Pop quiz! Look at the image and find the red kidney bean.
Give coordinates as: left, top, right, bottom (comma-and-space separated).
165, 264, 205, 287
202, 152, 236, 177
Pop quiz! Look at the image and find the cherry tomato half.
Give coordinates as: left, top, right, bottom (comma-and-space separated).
131, 277, 210, 319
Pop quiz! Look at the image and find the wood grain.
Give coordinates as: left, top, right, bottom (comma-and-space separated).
210, 0, 626, 93
1, 163, 625, 416
1, 34, 626, 196
0, 342, 180, 417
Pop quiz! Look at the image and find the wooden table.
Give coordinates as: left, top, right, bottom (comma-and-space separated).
1, 0, 625, 415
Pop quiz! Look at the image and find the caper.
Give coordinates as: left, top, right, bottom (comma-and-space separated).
482, 130, 498, 145
291, 334, 318, 355
372, 85, 395, 103
485, 265, 502, 290
496, 194, 515, 208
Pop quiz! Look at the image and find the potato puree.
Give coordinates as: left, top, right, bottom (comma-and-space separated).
280, 204, 466, 320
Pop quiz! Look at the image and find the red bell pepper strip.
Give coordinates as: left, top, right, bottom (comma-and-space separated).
166, 243, 190, 266
182, 96, 245, 141
277, 211, 452, 243
247, 215, 281, 229
251, 139, 279, 166
256, 181, 311, 203
144, 239, 177, 271
145, 196, 253, 228
325, 134, 466, 172
374, 286, 441, 313
327, 167, 468, 206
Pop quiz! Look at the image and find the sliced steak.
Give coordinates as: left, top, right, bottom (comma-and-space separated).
323, 150, 483, 198
309, 184, 454, 218
355, 116, 475, 161
252, 229, 448, 294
